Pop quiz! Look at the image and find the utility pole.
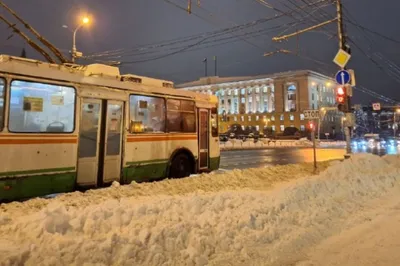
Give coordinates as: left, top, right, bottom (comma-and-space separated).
336, 0, 352, 157
214, 56, 217, 76
203, 57, 208, 77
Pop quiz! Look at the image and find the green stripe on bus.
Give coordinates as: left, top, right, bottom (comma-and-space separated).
0, 167, 76, 177
0, 172, 76, 202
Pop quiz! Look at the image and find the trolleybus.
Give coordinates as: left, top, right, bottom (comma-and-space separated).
0, 55, 219, 201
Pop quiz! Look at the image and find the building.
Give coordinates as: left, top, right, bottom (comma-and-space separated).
177, 70, 343, 137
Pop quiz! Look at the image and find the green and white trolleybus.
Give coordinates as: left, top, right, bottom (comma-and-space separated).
0, 55, 220, 201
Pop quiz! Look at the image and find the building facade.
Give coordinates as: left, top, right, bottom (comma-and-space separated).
177, 70, 343, 137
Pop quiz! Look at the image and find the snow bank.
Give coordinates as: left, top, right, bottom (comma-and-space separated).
1, 154, 400, 265
1, 162, 328, 218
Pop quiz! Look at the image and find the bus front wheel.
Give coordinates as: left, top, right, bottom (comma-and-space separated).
169, 153, 193, 178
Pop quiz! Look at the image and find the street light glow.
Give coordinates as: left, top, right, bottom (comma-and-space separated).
326, 82, 331, 87
396, 108, 400, 113
82, 17, 90, 24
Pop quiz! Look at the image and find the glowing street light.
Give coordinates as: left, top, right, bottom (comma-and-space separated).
71, 16, 91, 63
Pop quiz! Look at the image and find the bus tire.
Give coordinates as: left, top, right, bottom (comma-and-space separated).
168, 153, 193, 178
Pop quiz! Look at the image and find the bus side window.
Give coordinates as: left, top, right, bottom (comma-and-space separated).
8, 80, 76, 133
0, 78, 4, 131
129, 95, 166, 133
211, 107, 218, 137
166, 99, 195, 133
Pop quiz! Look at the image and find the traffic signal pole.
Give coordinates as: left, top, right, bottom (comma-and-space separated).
336, 0, 352, 157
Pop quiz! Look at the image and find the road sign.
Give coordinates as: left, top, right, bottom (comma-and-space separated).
372, 103, 381, 111
333, 48, 351, 68
335, 70, 350, 85
303, 110, 320, 119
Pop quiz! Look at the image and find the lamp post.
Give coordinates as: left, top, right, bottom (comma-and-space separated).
70, 16, 90, 63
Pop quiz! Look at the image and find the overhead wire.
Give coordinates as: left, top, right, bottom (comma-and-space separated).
86, 0, 331, 61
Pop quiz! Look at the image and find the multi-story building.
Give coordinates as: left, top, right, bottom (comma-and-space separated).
177, 70, 343, 137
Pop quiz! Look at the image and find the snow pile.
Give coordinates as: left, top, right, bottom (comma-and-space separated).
1, 154, 400, 265
1, 161, 329, 217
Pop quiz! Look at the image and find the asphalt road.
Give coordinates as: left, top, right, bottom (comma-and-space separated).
219, 146, 399, 170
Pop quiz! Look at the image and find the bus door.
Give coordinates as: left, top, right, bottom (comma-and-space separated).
77, 98, 124, 187
198, 109, 209, 169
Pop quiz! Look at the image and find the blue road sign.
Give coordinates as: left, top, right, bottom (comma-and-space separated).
335, 70, 350, 85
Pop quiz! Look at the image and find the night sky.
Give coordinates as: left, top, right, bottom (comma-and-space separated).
1, 0, 399, 104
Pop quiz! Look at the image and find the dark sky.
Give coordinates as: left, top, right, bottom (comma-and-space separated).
1, 0, 399, 104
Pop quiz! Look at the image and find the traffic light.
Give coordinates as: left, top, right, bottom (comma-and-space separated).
308, 121, 315, 131
336, 86, 347, 112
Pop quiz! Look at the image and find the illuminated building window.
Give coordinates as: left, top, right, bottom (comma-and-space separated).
241, 116, 244, 122
248, 116, 251, 121
241, 98, 245, 103
300, 125, 305, 131
249, 97, 253, 103
256, 125, 260, 131
241, 88, 245, 95
280, 114, 284, 121
271, 115, 275, 121
255, 87, 260, 93
220, 90, 225, 96
286, 84, 297, 112
272, 125, 276, 131
228, 90, 231, 96
248, 88, 252, 94
280, 125, 285, 131
290, 114, 294, 121
241, 125, 245, 130
256, 116, 259, 121
263, 86, 268, 93
234, 89, 238, 96
300, 114, 305, 120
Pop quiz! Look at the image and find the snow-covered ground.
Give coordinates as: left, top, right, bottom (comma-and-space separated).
1, 154, 400, 266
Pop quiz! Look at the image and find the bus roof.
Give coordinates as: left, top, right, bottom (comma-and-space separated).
0, 54, 217, 104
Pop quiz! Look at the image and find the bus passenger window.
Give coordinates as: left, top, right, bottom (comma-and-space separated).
166, 99, 195, 133
8, 80, 76, 133
129, 95, 165, 133
0, 78, 4, 131
211, 107, 218, 137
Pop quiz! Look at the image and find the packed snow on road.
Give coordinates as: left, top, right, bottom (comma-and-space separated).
1, 154, 400, 266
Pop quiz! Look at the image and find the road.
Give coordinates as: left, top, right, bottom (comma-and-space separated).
219, 146, 399, 170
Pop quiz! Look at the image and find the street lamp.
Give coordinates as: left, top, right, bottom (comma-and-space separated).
71, 16, 90, 63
